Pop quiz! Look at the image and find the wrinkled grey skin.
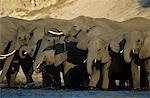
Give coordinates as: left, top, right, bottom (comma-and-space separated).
0, 16, 55, 82
0, 16, 29, 55
0, 16, 30, 82
33, 35, 67, 72
139, 35, 150, 88
70, 16, 150, 75
18, 18, 77, 60
139, 35, 150, 60
86, 31, 149, 89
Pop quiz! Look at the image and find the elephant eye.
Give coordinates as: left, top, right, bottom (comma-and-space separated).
18, 37, 21, 40
137, 39, 140, 42
74, 26, 77, 28
30, 32, 34, 37
44, 56, 46, 58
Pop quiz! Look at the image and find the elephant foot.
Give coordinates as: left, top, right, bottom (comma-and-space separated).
131, 61, 140, 89
88, 67, 100, 88
6, 64, 19, 88
26, 77, 33, 83
102, 61, 111, 90
24, 82, 42, 89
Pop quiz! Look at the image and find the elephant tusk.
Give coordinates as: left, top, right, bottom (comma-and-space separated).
83, 59, 87, 63
0, 50, 16, 57
138, 66, 140, 71
32, 60, 35, 63
48, 30, 64, 35
132, 49, 135, 53
24, 51, 28, 55
120, 49, 124, 53
36, 63, 41, 69
94, 59, 97, 63
0, 56, 6, 59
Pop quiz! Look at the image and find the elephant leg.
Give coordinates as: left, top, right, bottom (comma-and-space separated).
6, 62, 20, 87
0, 42, 15, 82
21, 64, 33, 83
20, 59, 33, 84
140, 64, 149, 89
42, 65, 61, 88
119, 80, 126, 88
88, 66, 100, 88
131, 60, 140, 89
19, 55, 34, 83
27, 66, 34, 83
102, 61, 111, 90
144, 60, 150, 89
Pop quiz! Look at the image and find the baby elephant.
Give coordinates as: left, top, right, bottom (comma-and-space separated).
33, 42, 89, 89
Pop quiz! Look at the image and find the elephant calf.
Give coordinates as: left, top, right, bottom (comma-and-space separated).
33, 42, 89, 89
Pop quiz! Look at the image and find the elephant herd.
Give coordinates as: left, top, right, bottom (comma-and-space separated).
0, 16, 150, 90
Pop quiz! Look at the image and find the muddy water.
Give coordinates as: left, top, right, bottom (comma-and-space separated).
0, 89, 149, 98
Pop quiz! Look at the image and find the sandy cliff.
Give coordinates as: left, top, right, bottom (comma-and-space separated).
0, 0, 150, 21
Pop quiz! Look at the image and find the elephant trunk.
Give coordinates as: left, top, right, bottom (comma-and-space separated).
33, 56, 43, 73
87, 48, 97, 75
123, 42, 134, 63
0, 41, 16, 82
19, 46, 28, 59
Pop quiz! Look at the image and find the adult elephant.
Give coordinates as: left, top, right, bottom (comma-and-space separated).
86, 32, 130, 89
0, 16, 30, 83
0, 16, 53, 84
5, 50, 34, 87
139, 35, 150, 89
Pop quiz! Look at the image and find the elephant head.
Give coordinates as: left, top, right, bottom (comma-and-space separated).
33, 48, 67, 73
86, 38, 111, 74
139, 35, 150, 59
67, 16, 96, 49
19, 45, 36, 59
33, 50, 56, 73
110, 31, 145, 63
44, 19, 80, 37
17, 23, 42, 47
70, 16, 95, 31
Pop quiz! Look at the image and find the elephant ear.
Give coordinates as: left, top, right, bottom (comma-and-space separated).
76, 38, 88, 50
110, 34, 124, 53
54, 52, 68, 67
101, 46, 111, 63
76, 31, 88, 50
